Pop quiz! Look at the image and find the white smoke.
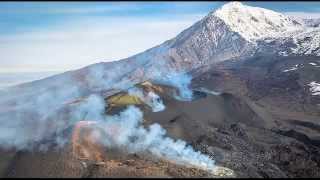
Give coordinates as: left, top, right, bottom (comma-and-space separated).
0, 64, 134, 150
151, 72, 194, 101
0, 74, 84, 150
146, 91, 166, 112
127, 87, 165, 112
79, 95, 215, 171
196, 87, 221, 96
0, 62, 216, 172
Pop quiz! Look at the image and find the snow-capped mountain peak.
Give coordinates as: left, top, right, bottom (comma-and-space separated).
3, 1, 320, 99
213, 1, 303, 41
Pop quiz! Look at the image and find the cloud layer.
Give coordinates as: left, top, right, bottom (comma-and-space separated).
0, 15, 204, 73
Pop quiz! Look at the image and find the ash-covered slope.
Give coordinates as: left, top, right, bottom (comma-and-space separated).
2, 80, 319, 178
0, 2, 320, 177
1, 2, 320, 178
1, 0, 320, 163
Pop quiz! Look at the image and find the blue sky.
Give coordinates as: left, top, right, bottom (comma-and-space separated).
0, 2, 222, 35
0, 1, 320, 73
1, 1, 320, 34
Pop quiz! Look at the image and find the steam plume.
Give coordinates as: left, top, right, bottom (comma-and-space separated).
152, 72, 194, 101
127, 86, 165, 112
0, 63, 215, 172
76, 95, 215, 171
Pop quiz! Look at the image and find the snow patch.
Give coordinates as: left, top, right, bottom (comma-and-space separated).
308, 81, 320, 96
283, 67, 298, 72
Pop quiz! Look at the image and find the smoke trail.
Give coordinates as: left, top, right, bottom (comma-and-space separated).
0, 74, 83, 150
151, 72, 194, 101
77, 95, 215, 171
0, 59, 216, 172
0, 62, 138, 151
127, 87, 165, 112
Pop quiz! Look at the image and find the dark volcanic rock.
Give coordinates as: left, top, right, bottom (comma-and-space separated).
190, 55, 320, 177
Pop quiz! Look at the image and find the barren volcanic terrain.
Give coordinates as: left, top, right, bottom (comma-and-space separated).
0, 2, 320, 178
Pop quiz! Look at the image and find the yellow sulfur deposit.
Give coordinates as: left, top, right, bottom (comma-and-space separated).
107, 81, 163, 108
107, 93, 144, 107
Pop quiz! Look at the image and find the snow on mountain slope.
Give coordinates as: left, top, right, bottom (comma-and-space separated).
213, 2, 303, 41
163, 12, 254, 69
303, 18, 320, 28
291, 28, 320, 55
147, 1, 319, 71
254, 27, 320, 56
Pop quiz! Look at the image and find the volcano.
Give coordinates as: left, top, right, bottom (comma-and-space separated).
0, 1, 320, 178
